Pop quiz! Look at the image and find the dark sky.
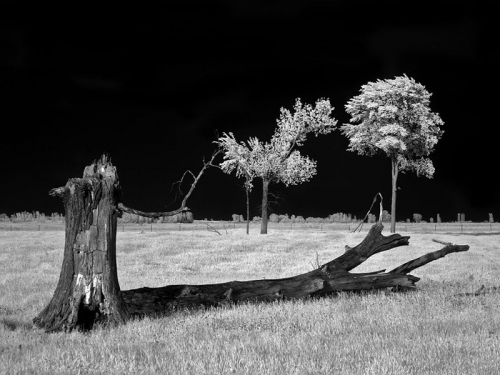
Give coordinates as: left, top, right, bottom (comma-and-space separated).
1, 0, 498, 222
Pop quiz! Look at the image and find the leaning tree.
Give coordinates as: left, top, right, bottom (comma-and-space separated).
217, 98, 338, 234
342, 75, 444, 233
34, 155, 470, 332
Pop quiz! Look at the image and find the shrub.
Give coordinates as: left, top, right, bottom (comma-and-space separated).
280, 218, 290, 224
294, 216, 305, 223
381, 210, 391, 223
306, 217, 325, 223
162, 212, 193, 223
50, 212, 65, 222
278, 214, 290, 223
327, 212, 353, 223
328, 213, 340, 222
269, 213, 280, 223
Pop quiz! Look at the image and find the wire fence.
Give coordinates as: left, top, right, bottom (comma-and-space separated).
1, 221, 499, 234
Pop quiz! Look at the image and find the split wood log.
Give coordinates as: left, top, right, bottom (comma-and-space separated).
33, 156, 470, 332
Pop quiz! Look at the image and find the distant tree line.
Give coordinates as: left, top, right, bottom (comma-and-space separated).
118, 211, 193, 224
230, 212, 496, 224
0, 211, 194, 224
0, 211, 64, 222
0, 211, 494, 224
231, 212, 359, 224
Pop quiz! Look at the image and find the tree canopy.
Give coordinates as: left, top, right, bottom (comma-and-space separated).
218, 98, 337, 188
342, 74, 444, 178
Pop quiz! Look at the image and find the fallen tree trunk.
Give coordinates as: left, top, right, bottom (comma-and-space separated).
34, 156, 470, 331
121, 224, 469, 317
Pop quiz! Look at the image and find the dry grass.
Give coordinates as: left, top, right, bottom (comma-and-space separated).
1, 227, 499, 374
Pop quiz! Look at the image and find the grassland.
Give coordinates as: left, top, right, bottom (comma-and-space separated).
1, 225, 499, 374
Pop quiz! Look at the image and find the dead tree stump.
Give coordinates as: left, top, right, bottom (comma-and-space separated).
33, 156, 129, 331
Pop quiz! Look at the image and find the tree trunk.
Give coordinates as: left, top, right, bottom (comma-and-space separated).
121, 223, 469, 316
33, 156, 129, 332
246, 187, 250, 235
260, 178, 270, 234
390, 156, 399, 233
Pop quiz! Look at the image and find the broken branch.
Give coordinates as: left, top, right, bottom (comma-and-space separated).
389, 243, 470, 275
118, 150, 220, 219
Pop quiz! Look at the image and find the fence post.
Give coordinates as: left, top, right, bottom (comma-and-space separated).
461, 223, 463, 233
151, 224, 153, 232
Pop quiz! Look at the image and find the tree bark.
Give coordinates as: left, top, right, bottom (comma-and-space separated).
260, 178, 270, 234
33, 156, 129, 332
389, 240, 470, 275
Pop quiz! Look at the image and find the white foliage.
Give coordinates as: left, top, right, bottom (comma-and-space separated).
217, 98, 337, 188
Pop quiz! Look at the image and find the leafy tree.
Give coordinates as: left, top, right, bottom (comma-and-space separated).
217, 98, 337, 234
342, 75, 444, 233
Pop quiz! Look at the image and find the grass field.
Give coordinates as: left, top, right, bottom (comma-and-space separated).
1, 225, 499, 374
